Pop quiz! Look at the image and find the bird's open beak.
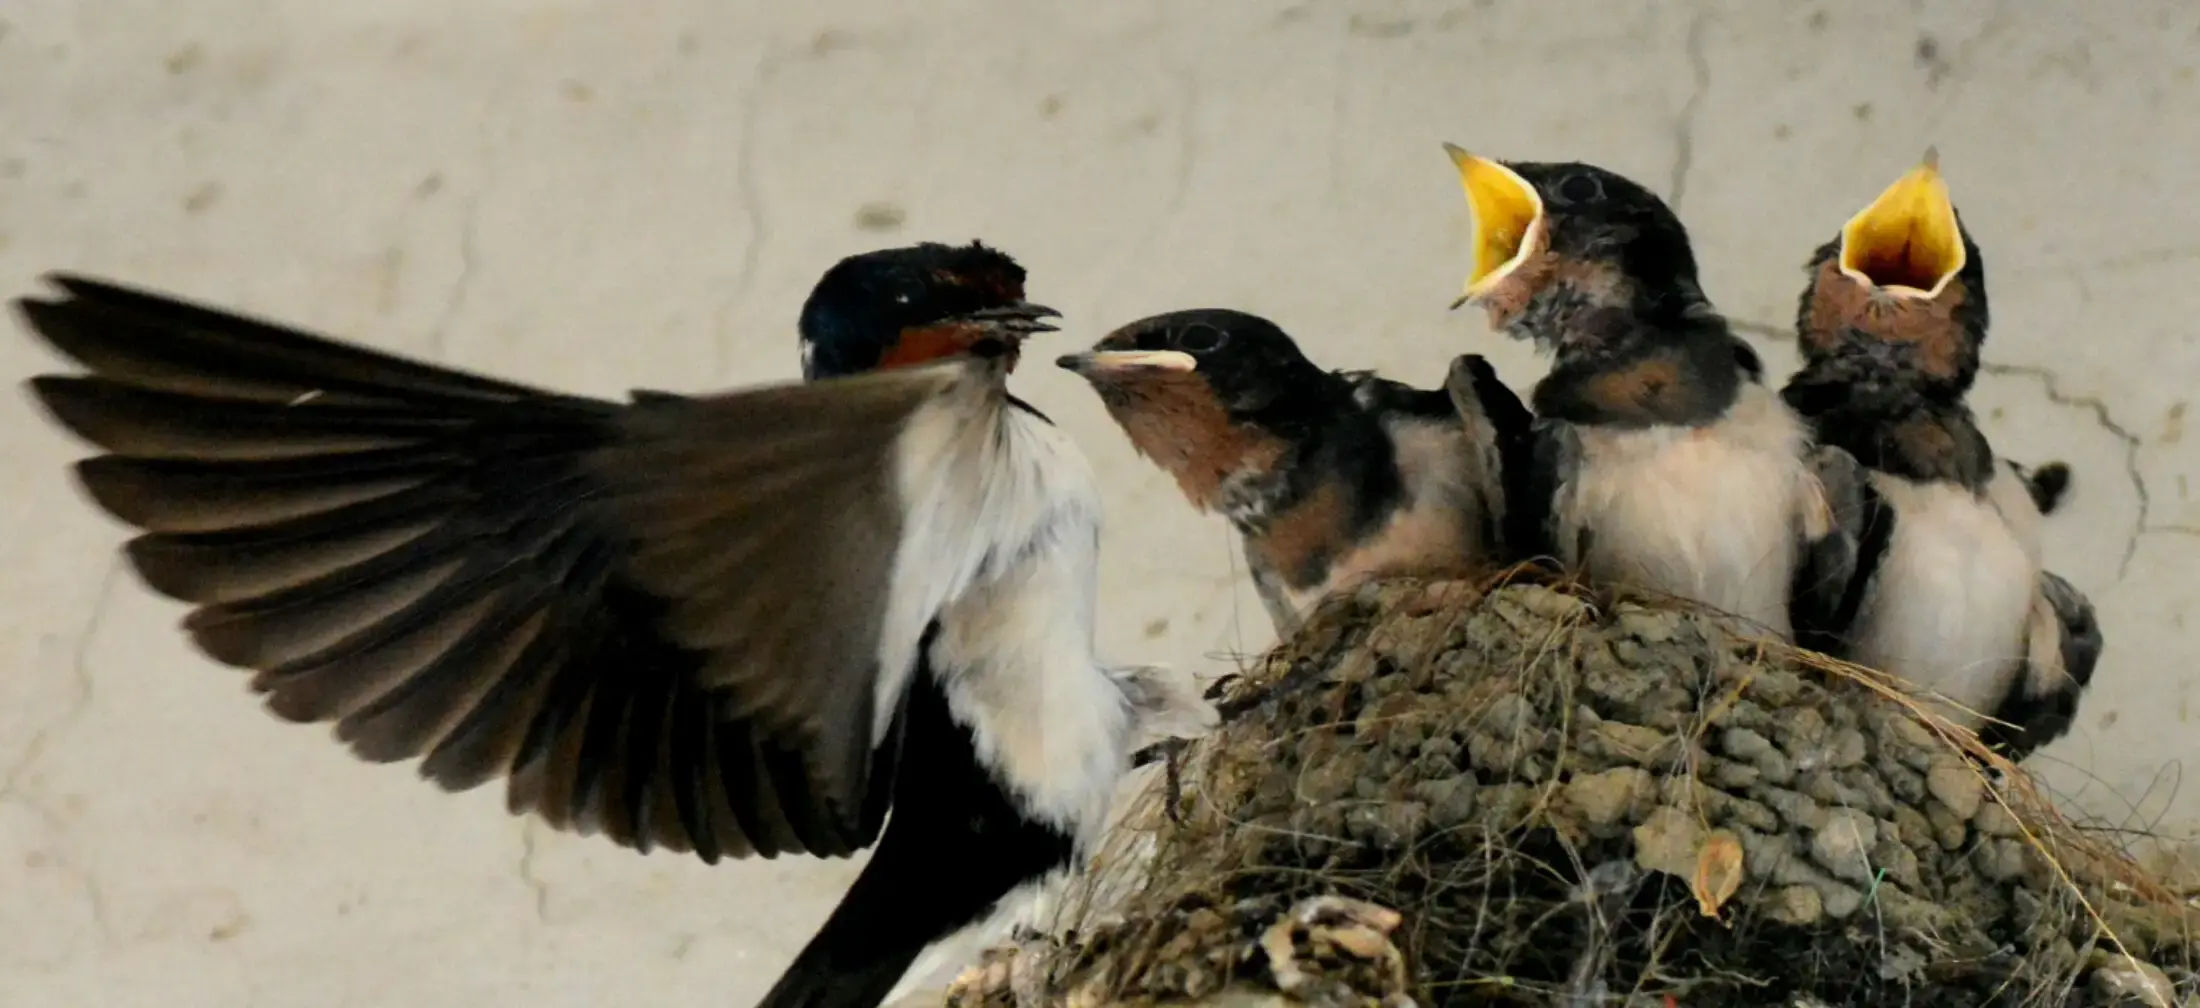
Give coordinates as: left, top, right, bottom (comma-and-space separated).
1837, 150, 1966, 299
1054, 349, 1198, 377
961, 301, 1063, 336
1444, 144, 1546, 309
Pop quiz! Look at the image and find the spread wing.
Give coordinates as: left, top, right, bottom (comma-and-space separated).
1789, 443, 1894, 656
14, 272, 997, 863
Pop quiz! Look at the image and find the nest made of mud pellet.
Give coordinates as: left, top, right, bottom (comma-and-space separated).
989, 576, 2200, 1008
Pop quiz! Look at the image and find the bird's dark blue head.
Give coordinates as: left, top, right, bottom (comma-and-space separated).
1445, 146, 1709, 353
797, 241, 1060, 381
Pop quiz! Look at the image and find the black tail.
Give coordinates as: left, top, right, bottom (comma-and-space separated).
756, 933, 928, 1008
757, 673, 1074, 1008
2019, 460, 2072, 516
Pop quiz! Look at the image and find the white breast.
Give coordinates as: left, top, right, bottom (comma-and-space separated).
1559, 383, 1816, 638
1849, 473, 2037, 726
1280, 417, 1493, 617
923, 406, 1135, 842
1984, 461, 2046, 568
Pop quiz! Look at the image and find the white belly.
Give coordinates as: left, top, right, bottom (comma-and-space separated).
1849, 474, 2037, 725
1560, 386, 1813, 638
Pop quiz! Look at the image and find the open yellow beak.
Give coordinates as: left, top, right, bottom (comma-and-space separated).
1838, 150, 1967, 299
1445, 143, 1545, 307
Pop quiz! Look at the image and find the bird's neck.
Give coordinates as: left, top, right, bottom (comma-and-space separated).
1530, 312, 1757, 429
1782, 372, 1994, 490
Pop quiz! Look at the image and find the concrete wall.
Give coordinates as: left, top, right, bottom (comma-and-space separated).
3, 0, 2193, 1004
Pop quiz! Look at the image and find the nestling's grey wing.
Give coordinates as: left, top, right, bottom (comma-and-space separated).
13, 272, 976, 863
1444, 354, 1535, 562
1980, 570, 2102, 761
2039, 570, 2103, 692
1513, 418, 1579, 567
1790, 444, 1892, 657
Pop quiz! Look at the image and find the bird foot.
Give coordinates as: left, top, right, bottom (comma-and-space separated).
944, 932, 1056, 1008
1259, 895, 1420, 1008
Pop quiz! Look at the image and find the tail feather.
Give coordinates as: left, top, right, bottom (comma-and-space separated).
1983, 570, 2103, 761
757, 944, 927, 1008
2017, 460, 2072, 517
23, 273, 550, 405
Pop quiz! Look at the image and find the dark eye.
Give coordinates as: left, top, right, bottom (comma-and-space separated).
1174, 323, 1227, 353
1553, 172, 1603, 205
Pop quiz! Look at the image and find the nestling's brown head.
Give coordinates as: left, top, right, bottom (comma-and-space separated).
1056, 309, 1350, 513
1443, 146, 1711, 356
1790, 151, 1989, 410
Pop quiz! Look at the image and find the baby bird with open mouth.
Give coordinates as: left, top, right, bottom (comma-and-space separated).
1442, 145, 1855, 641
1781, 153, 2102, 761
1058, 309, 1532, 636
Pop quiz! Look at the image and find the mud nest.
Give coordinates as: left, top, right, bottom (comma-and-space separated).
954, 577, 2200, 1008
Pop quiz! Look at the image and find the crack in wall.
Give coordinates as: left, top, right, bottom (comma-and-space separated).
1980, 362, 2151, 581
720, 50, 778, 382
2, 561, 120, 802
1725, 318, 2150, 581
2, 560, 125, 950
516, 820, 551, 924
1665, 12, 1712, 212
426, 88, 507, 362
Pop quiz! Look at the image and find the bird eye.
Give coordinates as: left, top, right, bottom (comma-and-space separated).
1174, 323, 1227, 353
1553, 172, 1603, 205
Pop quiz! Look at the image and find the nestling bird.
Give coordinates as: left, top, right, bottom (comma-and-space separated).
1779, 154, 2102, 760
1056, 308, 1532, 636
12, 241, 1213, 1008
1442, 144, 1848, 640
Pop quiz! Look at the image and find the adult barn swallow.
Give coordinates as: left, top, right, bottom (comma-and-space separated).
1781, 156, 2101, 760
1056, 308, 1532, 636
13, 241, 1210, 1008
1443, 145, 1844, 640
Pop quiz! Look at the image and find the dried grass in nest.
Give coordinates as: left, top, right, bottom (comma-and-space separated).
955, 573, 2200, 1008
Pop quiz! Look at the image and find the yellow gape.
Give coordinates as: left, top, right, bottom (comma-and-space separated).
1444, 144, 1546, 307
1838, 149, 1968, 299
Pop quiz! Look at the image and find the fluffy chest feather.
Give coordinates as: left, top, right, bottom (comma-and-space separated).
1269, 418, 1490, 617
1850, 473, 2036, 722
1559, 384, 1815, 636
914, 406, 1132, 840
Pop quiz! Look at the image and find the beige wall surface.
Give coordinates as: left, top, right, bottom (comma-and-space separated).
3, 1, 2194, 1004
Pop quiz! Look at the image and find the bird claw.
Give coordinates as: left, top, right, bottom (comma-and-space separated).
1107, 663, 1220, 751
1259, 895, 1418, 1008
944, 933, 1056, 1008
